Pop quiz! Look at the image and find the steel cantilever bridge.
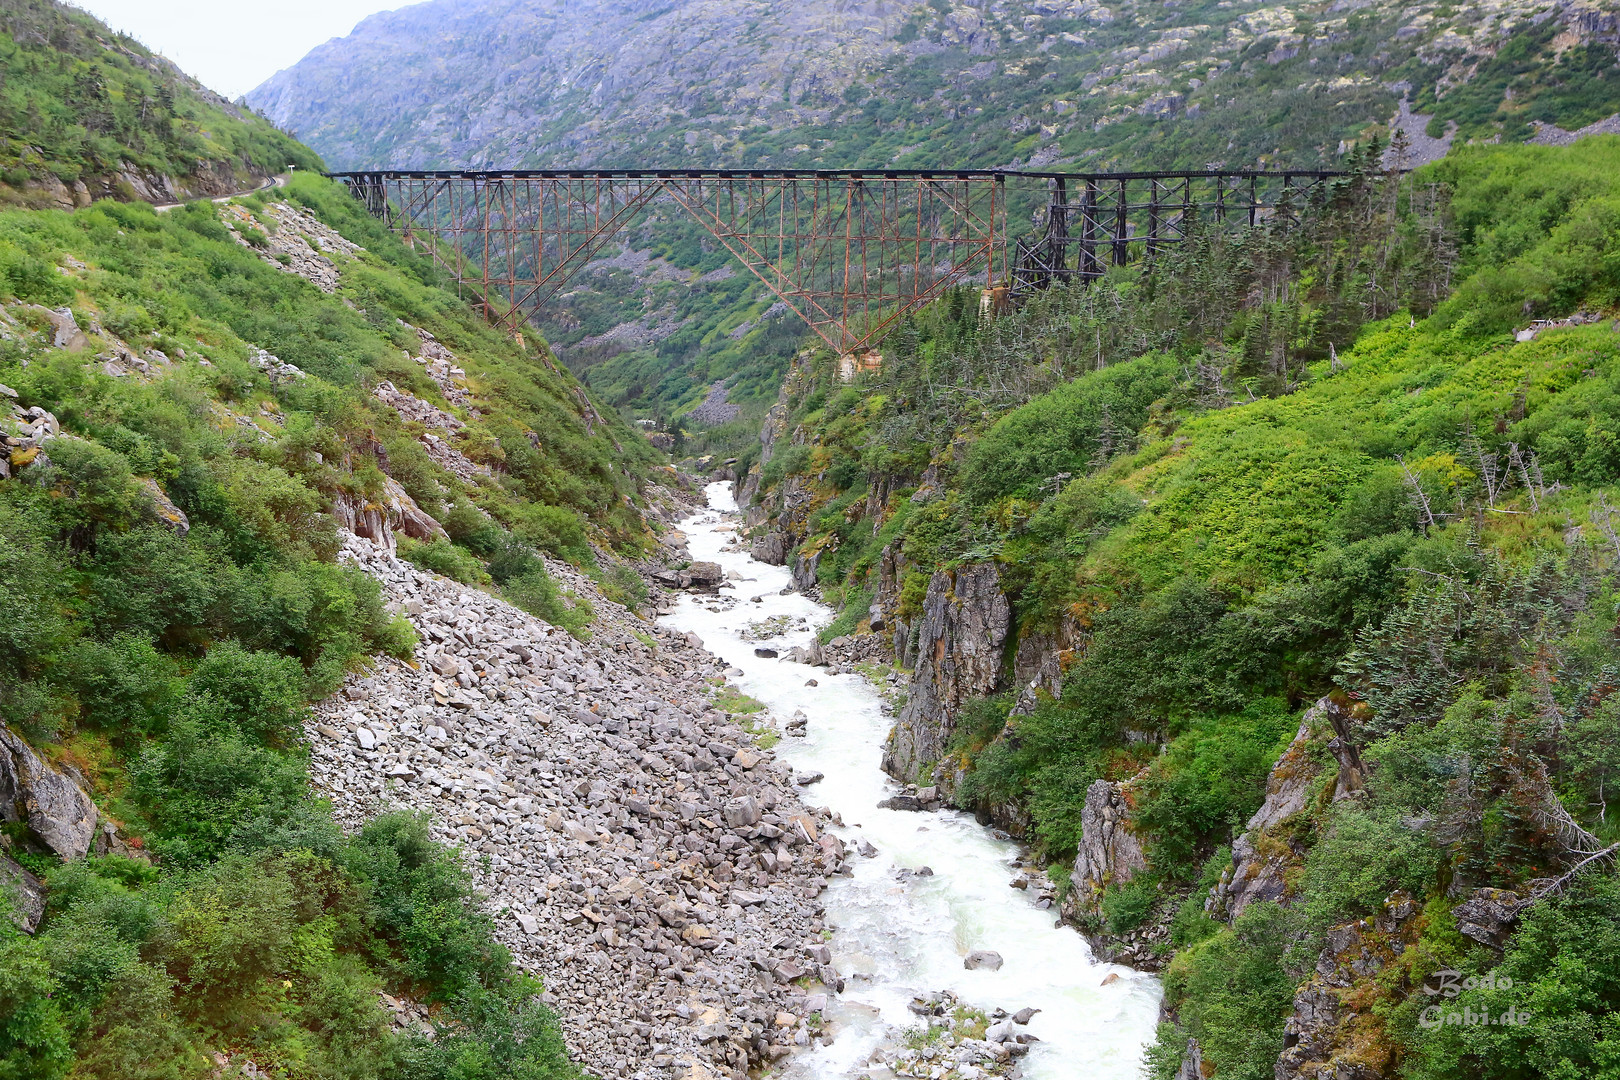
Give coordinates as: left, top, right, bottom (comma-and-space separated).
332, 167, 1342, 356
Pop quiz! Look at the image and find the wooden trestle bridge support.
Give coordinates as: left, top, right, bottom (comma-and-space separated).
332, 168, 1342, 357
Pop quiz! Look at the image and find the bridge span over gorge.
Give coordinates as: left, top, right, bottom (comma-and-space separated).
333, 167, 1344, 357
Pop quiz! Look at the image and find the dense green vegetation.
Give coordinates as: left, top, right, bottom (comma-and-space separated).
0, 31, 670, 1067
0, 0, 320, 203
0, 171, 644, 1072
754, 138, 1620, 1079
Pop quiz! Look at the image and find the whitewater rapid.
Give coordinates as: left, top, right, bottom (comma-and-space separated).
660, 483, 1161, 1079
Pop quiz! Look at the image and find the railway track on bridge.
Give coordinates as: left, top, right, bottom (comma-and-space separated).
332, 167, 1346, 356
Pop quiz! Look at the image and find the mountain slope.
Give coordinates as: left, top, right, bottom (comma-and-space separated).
0, 0, 321, 207
253, 0, 1620, 174
0, 4, 697, 1075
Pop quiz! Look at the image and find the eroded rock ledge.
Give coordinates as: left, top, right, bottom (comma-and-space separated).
314, 534, 849, 1080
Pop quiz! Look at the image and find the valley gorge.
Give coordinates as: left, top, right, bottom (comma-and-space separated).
5, 0, 1620, 1079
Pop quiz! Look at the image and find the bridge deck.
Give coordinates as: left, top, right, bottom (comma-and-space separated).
333, 168, 1350, 354
329, 167, 1346, 182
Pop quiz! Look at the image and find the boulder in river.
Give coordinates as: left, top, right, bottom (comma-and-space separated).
965, 950, 1004, 971
687, 561, 724, 588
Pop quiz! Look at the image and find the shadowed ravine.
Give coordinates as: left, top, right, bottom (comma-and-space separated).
662, 483, 1162, 1078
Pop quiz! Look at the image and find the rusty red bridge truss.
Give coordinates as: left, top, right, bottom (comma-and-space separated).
332, 168, 1342, 356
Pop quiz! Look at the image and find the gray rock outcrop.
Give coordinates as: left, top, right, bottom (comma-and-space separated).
0, 724, 97, 860
1173, 1038, 1205, 1080
884, 565, 1009, 781
750, 531, 787, 565
333, 476, 448, 549
790, 549, 822, 596
1452, 887, 1521, 949
0, 855, 45, 933
1208, 698, 1343, 920
1275, 891, 1418, 1080
1069, 779, 1148, 911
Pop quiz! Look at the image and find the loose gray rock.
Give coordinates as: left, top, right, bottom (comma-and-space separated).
306, 530, 849, 1078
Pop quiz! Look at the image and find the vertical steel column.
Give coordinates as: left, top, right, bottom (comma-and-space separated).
1080, 179, 1099, 278
1113, 178, 1129, 266
1147, 179, 1161, 259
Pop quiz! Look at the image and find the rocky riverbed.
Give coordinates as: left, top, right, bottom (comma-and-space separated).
311, 532, 851, 1080
311, 480, 1162, 1080
663, 484, 1162, 1080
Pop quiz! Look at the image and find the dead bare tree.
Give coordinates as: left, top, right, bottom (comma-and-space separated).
1507, 443, 1559, 512
1397, 454, 1440, 532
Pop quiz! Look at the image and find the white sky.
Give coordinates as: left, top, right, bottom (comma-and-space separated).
69, 0, 402, 99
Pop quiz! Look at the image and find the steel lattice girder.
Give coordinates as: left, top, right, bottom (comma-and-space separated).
333, 168, 1344, 355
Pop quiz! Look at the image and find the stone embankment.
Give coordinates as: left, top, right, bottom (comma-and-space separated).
313, 532, 850, 1080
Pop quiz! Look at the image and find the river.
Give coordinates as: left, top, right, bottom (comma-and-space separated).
660, 483, 1161, 1079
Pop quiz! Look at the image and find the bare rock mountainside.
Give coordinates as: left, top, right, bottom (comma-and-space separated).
252, 0, 1620, 174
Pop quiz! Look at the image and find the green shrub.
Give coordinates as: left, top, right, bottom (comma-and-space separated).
503, 571, 593, 639
84, 527, 224, 645
130, 715, 311, 866
0, 247, 73, 306
341, 813, 509, 1002
0, 925, 73, 1080
67, 634, 182, 737
959, 353, 1179, 503
486, 535, 545, 585
1299, 803, 1444, 933
38, 438, 148, 539
1132, 700, 1297, 872
1101, 876, 1158, 935
1169, 849, 1231, 949
182, 642, 307, 744
1159, 902, 1300, 1080
69, 961, 205, 1080
399, 537, 486, 585
398, 978, 582, 1080
443, 503, 502, 554
760, 442, 812, 490
817, 584, 873, 643
598, 563, 649, 613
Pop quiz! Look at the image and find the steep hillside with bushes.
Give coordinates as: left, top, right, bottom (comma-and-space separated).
0, 8, 675, 1069
742, 138, 1620, 1080
0, 0, 320, 207
0, 169, 667, 1076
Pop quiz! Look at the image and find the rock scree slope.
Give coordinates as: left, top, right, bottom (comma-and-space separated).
314, 526, 847, 1079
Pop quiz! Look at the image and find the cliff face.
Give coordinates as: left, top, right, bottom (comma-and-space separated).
883, 564, 1010, 781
